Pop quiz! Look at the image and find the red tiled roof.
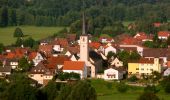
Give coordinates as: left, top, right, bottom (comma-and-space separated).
63, 61, 85, 70
121, 37, 141, 45
134, 32, 153, 41
67, 46, 80, 54
153, 22, 161, 27
89, 42, 101, 49
28, 52, 37, 60
51, 38, 68, 47
47, 55, 70, 69
139, 58, 154, 64
39, 45, 53, 54
158, 31, 170, 37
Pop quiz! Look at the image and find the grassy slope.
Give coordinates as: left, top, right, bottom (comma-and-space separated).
90, 79, 170, 100
0, 26, 63, 45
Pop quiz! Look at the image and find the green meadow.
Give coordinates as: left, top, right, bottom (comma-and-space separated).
90, 79, 170, 100
0, 26, 64, 45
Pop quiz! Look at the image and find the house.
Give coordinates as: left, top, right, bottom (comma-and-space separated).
104, 43, 117, 56
46, 55, 70, 70
119, 45, 145, 56
29, 61, 53, 85
103, 67, 123, 80
39, 44, 53, 56
63, 61, 87, 79
158, 31, 170, 40
9, 58, 19, 69
0, 65, 12, 76
134, 32, 153, 42
128, 58, 161, 77
51, 38, 69, 48
143, 48, 168, 67
99, 36, 114, 43
32, 52, 45, 66
163, 68, 170, 76
111, 57, 123, 67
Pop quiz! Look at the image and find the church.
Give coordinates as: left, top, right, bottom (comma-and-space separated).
79, 12, 96, 78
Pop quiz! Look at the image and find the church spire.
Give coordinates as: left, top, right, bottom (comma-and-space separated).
82, 0, 86, 35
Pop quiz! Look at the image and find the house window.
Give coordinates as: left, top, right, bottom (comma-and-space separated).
41, 75, 43, 77
117, 62, 119, 64
136, 68, 139, 70
141, 68, 144, 70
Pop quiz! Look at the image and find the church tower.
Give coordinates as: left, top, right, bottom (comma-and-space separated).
80, 11, 89, 65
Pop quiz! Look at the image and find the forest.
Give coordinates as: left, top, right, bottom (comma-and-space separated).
0, 0, 170, 26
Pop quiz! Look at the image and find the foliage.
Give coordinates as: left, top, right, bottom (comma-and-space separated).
164, 82, 170, 93
13, 27, 24, 37
0, 73, 38, 100
138, 92, 160, 100
23, 37, 36, 48
57, 72, 80, 81
0, 43, 4, 54
43, 80, 62, 100
15, 38, 23, 47
161, 75, 170, 93
18, 57, 32, 71
68, 81, 97, 100
106, 82, 112, 89
144, 85, 160, 94
116, 82, 128, 93
107, 51, 115, 60
128, 75, 138, 82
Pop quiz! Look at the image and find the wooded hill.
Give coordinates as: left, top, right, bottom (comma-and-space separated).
0, 0, 169, 27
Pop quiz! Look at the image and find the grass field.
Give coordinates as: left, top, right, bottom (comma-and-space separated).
0, 26, 64, 45
90, 79, 170, 100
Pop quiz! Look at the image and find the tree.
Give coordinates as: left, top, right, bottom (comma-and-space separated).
128, 75, 138, 82
144, 85, 160, 94
15, 38, 23, 47
138, 92, 160, 100
0, 43, 4, 54
18, 57, 31, 71
0, 6, 8, 27
43, 81, 61, 100
116, 82, 128, 93
129, 51, 141, 61
23, 37, 35, 48
9, 9, 17, 26
13, 27, 24, 37
3, 74, 37, 100
67, 81, 97, 100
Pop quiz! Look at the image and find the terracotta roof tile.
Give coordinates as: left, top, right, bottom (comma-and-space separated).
158, 31, 170, 37
63, 61, 85, 70
47, 55, 70, 69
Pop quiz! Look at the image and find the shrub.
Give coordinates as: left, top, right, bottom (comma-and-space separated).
106, 82, 112, 89
164, 82, 170, 93
128, 75, 138, 82
138, 92, 160, 100
116, 83, 128, 93
144, 85, 160, 93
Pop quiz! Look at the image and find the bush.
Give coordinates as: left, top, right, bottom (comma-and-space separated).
117, 83, 128, 93
128, 75, 138, 82
164, 82, 170, 93
138, 92, 160, 100
106, 82, 112, 89
144, 85, 160, 93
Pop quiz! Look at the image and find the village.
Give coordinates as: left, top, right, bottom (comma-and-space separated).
0, 22, 170, 87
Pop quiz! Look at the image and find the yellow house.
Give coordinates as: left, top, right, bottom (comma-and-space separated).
128, 58, 161, 76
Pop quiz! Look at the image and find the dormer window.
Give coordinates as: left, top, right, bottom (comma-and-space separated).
34, 70, 36, 72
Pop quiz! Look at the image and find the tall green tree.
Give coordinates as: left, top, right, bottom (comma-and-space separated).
18, 57, 31, 71
0, 6, 8, 27
13, 27, 24, 37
